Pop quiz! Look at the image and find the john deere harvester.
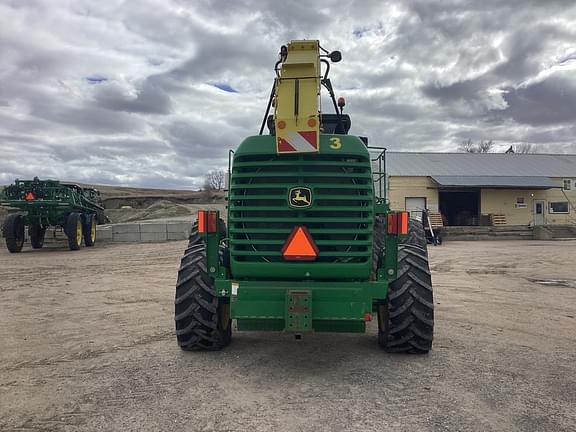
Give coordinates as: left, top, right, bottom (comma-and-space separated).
0, 178, 106, 252
175, 40, 434, 353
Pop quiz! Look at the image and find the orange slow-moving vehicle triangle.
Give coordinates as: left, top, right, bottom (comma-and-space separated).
282, 226, 319, 261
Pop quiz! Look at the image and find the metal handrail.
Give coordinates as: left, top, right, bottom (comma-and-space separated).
368, 146, 387, 203
226, 149, 235, 192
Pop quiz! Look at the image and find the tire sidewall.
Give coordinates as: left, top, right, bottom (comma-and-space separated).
66, 212, 82, 250
378, 218, 434, 353
3, 214, 25, 252
83, 214, 96, 247
175, 219, 231, 350
29, 224, 45, 249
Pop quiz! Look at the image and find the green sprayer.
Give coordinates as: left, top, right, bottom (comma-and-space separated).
1, 178, 106, 252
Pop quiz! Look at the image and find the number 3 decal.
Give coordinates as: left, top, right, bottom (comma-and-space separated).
329, 137, 342, 150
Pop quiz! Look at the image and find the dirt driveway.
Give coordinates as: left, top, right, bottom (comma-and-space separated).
1, 239, 575, 431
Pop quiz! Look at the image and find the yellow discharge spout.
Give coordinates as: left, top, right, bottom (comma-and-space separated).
274, 40, 320, 153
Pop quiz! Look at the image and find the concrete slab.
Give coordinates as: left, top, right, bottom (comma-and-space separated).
167, 232, 188, 241
140, 223, 168, 234
140, 223, 166, 234
141, 232, 168, 242
113, 232, 141, 242
112, 224, 140, 234
96, 226, 113, 241
167, 222, 191, 234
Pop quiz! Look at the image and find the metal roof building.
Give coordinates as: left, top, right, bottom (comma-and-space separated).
382, 152, 576, 227
385, 152, 576, 177
430, 176, 558, 189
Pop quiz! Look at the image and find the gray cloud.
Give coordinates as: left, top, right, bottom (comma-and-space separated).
93, 79, 173, 115
1, 0, 575, 189
497, 74, 576, 126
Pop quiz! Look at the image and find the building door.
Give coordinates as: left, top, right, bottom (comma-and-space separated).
405, 197, 426, 221
439, 189, 480, 226
533, 199, 545, 225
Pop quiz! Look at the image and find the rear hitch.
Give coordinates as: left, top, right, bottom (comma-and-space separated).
286, 290, 312, 333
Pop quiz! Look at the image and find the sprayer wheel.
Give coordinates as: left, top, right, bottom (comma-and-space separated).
29, 224, 46, 249
65, 212, 83, 251
3, 214, 25, 253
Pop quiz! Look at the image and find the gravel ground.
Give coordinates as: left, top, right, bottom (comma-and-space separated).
0, 239, 575, 432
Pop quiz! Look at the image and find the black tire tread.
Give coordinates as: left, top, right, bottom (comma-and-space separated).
3, 214, 25, 253
378, 217, 434, 354
174, 222, 231, 351
83, 214, 96, 247
399, 219, 427, 252
29, 225, 45, 249
65, 212, 82, 251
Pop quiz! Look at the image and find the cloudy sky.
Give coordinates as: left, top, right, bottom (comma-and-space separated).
1, 0, 575, 189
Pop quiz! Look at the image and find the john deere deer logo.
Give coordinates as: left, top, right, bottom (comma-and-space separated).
289, 187, 312, 208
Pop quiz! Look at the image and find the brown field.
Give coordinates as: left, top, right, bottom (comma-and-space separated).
0, 239, 575, 431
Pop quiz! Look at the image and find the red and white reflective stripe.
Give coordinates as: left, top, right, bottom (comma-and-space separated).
277, 131, 318, 153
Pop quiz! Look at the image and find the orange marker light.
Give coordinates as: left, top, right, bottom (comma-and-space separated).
197, 210, 218, 233
282, 226, 319, 261
277, 120, 286, 129
387, 212, 409, 235
399, 211, 409, 235
197, 210, 206, 233
307, 118, 316, 127
207, 211, 218, 233
387, 213, 398, 234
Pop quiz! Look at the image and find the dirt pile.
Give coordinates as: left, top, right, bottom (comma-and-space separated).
0, 182, 226, 229
105, 200, 192, 223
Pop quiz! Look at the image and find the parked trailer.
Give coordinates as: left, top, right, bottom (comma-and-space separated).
0, 178, 106, 252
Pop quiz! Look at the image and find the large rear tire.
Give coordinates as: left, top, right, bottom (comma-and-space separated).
83, 214, 96, 247
3, 214, 25, 253
65, 212, 83, 251
378, 220, 434, 354
29, 224, 46, 249
399, 219, 428, 251
175, 222, 231, 351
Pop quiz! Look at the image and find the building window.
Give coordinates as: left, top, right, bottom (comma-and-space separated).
515, 197, 527, 209
549, 202, 569, 214
563, 179, 572, 191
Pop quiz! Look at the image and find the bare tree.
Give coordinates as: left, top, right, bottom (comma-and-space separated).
203, 169, 225, 191
514, 143, 536, 154
458, 139, 475, 153
458, 139, 494, 153
478, 140, 494, 153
